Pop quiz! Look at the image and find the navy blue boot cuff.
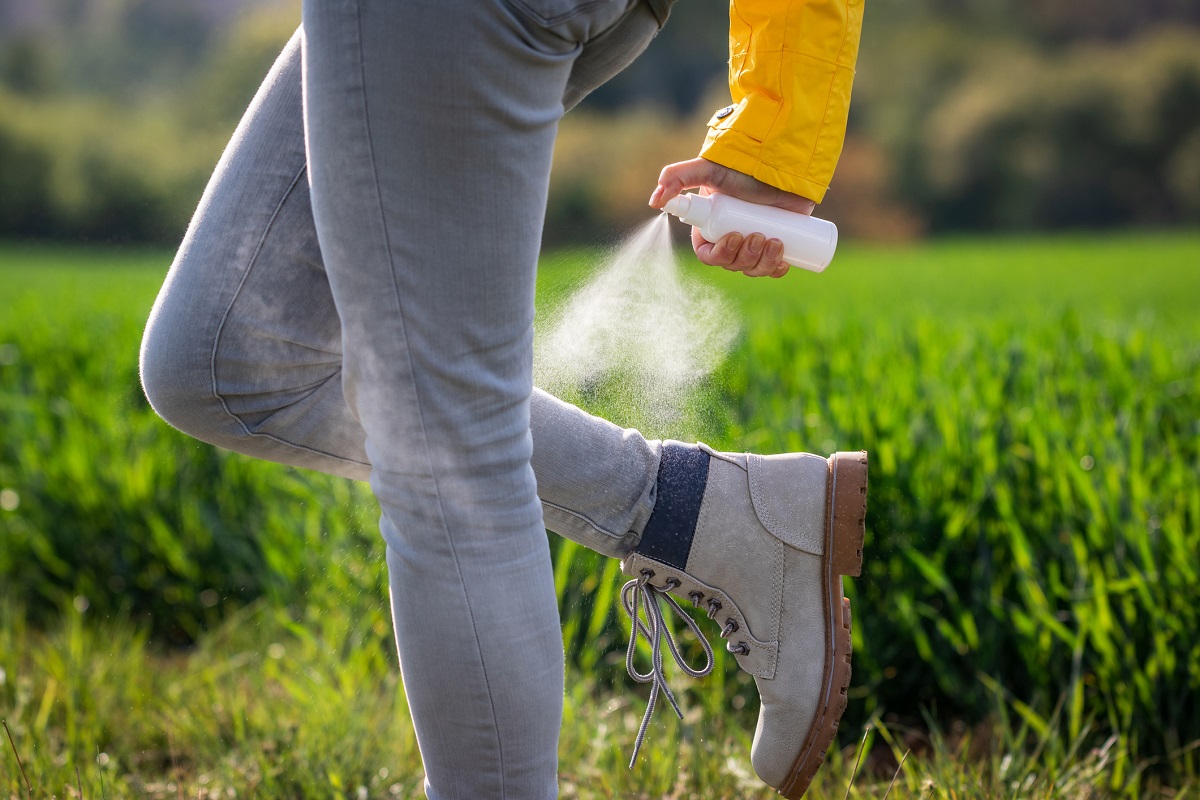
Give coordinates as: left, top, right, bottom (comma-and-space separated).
635, 443, 710, 571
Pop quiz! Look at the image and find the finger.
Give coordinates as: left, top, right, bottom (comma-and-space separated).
712, 231, 745, 268
743, 261, 776, 278
694, 240, 738, 269
760, 238, 787, 275
695, 231, 744, 268
765, 237, 784, 262
733, 233, 771, 275
769, 264, 790, 278
648, 183, 666, 208
650, 158, 723, 209
690, 226, 731, 268
745, 238, 787, 278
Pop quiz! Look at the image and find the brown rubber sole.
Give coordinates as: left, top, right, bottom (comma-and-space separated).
777, 450, 868, 799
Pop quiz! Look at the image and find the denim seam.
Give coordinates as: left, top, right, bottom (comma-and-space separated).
206, 164, 372, 473
506, 0, 616, 27
350, 2, 508, 792
541, 498, 627, 541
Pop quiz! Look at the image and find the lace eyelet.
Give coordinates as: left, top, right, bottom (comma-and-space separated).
722, 619, 739, 638
664, 578, 681, 591
706, 599, 723, 619
688, 591, 704, 605
728, 642, 750, 656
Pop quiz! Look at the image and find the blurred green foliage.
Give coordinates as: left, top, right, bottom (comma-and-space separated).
0, 3, 292, 243
0, 251, 384, 644
0, 87, 223, 242
2, 2, 1200, 243
870, 30, 1200, 231
1, 235, 1197, 778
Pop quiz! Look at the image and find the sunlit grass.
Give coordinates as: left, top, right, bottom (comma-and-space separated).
2, 230, 1199, 795
2, 602, 1186, 799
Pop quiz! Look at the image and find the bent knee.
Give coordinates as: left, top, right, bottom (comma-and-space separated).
139, 304, 226, 440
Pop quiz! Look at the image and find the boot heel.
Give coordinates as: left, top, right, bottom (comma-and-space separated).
829, 451, 867, 577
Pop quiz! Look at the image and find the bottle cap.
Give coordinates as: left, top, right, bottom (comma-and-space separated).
663, 194, 691, 219
664, 193, 711, 227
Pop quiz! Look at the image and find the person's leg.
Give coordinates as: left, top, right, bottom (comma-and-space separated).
299, 0, 659, 795
140, 11, 668, 561
140, 31, 369, 480
142, 5, 866, 797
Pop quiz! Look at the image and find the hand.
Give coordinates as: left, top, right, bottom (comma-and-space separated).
649, 157, 816, 279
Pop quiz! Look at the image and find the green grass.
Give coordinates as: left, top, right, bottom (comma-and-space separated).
549, 230, 1200, 788
546, 230, 1200, 325
2, 230, 1199, 796
0, 601, 1178, 799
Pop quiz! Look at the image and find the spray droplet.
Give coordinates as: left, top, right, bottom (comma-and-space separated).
535, 215, 737, 431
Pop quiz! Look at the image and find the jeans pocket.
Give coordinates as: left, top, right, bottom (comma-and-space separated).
505, 0, 634, 44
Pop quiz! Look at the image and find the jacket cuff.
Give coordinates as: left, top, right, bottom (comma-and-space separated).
699, 135, 832, 204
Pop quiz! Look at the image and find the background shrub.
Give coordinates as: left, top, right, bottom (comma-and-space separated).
2, 3, 1200, 244
910, 31, 1200, 230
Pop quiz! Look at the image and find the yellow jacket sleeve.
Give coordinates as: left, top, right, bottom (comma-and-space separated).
699, 0, 865, 203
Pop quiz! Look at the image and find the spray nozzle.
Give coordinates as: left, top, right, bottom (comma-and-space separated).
662, 194, 689, 218
662, 193, 709, 228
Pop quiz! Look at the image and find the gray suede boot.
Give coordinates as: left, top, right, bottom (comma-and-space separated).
620, 443, 867, 800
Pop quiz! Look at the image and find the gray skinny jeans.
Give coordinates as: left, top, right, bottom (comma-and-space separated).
140, 2, 673, 797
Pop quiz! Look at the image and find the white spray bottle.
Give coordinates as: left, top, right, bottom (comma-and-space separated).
663, 192, 838, 273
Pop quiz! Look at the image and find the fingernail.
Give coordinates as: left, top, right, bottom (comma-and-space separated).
648, 186, 663, 207
747, 234, 764, 255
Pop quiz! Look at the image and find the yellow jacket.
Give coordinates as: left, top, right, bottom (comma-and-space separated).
700, 0, 865, 203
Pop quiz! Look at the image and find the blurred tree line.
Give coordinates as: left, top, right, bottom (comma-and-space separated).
0, 0, 1198, 244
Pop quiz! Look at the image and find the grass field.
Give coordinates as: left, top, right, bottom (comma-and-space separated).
2, 230, 1199, 797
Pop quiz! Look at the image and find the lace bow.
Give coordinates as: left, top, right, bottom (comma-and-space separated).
620, 569, 715, 767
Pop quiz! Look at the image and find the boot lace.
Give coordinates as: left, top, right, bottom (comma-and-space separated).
621, 568, 749, 767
